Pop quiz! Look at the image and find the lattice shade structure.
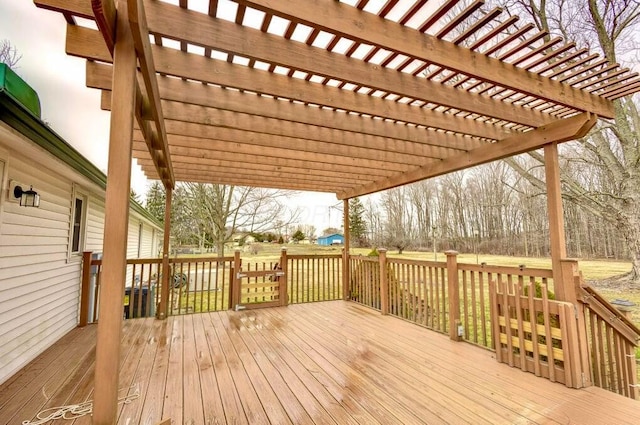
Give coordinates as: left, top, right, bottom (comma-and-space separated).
35, 0, 639, 198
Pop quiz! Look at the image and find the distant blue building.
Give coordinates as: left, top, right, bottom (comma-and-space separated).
317, 233, 344, 246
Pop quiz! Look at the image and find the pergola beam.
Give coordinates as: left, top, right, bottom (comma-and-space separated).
90, 65, 485, 152
133, 121, 442, 166
236, 0, 615, 118
135, 151, 398, 178
127, 0, 175, 188
100, 93, 463, 159
67, 25, 508, 140
132, 136, 415, 172
137, 159, 378, 183
144, 0, 553, 128
338, 112, 597, 199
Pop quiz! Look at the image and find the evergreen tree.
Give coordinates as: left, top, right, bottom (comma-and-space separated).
349, 197, 368, 247
145, 181, 166, 224
292, 230, 305, 242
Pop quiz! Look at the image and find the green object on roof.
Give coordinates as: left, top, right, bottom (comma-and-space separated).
0, 63, 41, 118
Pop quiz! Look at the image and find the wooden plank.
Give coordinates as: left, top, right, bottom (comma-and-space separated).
219, 311, 310, 424
0, 326, 97, 424
128, 0, 175, 188
200, 313, 248, 424
238, 313, 350, 424
144, 0, 553, 128
287, 304, 516, 424
541, 286, 556, 383
181, 315, 205, 425
92, 0, 136, 422
0, 326, 90, 410
55, 319, 145, 425
118, 319, 167, 425
316, 302, 635, 423
208, 313, 270, 424
234, 0, 615, 118
161, 317, 184, 421
4, 303, 640, 424
190, 314, 225, 424
260, 309, 427, 423
69, 27, 508, 140
90, 63, 484, 151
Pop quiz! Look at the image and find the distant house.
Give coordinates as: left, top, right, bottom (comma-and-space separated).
230, 232, 256, 246
317, 233, 344, 246
0, 64, 163, 385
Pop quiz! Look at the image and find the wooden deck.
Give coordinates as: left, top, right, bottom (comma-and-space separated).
1, 301, 638, 425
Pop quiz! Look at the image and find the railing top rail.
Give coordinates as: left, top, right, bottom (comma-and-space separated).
579, 284, 640, 344
288, 254, 342, 260
170, 256, 234, 263
386, 257, 446, 267
458, 263, 554, 278
89, 256, 235, 266
348, 255, 379, 263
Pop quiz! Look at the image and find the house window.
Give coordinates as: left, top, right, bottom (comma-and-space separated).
137, 223, 143, 257
69, 189, 87, 257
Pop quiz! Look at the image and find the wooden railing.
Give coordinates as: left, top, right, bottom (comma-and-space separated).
287, 254, 342, 304
348, 251, 555, 341
348, 255, 382, 310
80, 250, 345, 323
490, 279, 583, 388
82, 254, 236, 323
457, 263, 555, 349
169, 256, 234, 315
385, 257, 449, 334
576, 277, 640, 399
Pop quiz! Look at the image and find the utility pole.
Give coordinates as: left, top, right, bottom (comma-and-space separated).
432, 225, 437, 261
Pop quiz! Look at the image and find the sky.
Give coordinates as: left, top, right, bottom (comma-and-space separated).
0, 1, 346, 234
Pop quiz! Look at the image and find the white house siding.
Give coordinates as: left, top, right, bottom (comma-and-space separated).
0, 151, 82, 386
0, 123, 162, 385
84, 197, 106, 252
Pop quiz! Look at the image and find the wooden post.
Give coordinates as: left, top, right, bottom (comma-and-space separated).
93, 1, 136, 423
379, 248, 388, 315
232, 249, 241, 309
342, 198, 350, 300
158, 187, 172, 319
561, 259, 592, 388
280, 248, 288, 306
446, 250, 461, 341
544, 142, 568, 300
79, 251, 92, 327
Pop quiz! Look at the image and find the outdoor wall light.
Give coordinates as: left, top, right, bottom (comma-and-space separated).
13, 185, 40, 207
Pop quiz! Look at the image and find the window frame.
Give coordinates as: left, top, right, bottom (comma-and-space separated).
68, 185, 88, 261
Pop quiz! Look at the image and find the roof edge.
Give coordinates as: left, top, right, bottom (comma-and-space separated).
0, 79, 161, 229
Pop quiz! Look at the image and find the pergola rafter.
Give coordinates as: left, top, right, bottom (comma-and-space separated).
33, 1, 640, 422
31, 0, 639, 250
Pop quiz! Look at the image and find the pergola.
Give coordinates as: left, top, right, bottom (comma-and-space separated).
34, 0, 640, 423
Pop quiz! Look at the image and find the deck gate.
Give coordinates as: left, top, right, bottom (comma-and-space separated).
490, 279, 584, 388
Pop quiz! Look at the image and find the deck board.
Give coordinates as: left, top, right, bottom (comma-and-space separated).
1, 301, 638, 425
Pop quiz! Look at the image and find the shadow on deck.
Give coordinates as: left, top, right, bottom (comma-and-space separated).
1, 301, 638, 424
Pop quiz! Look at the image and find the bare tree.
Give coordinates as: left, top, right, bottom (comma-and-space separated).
494, 0, 640, 280
184, 183, 300, 256
0, 40, 21, 68
381, 187, 414, 254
